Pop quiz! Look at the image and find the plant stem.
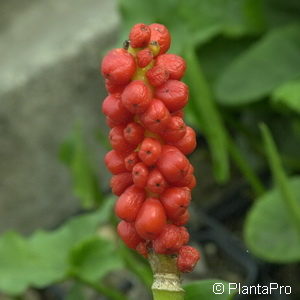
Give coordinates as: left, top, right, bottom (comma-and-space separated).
149, 252, 184, 300
260, 124, 300, 233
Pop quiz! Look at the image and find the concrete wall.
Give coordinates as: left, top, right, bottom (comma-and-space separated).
0, 0, 120, 234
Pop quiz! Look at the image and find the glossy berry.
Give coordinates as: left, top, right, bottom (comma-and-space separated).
162, 116, 186, 142
105, 79, 126, 94
115, 185, 146, 222
110, 172, 133, 196
160, 187, 191, 220
171, 126, 197, 155
124, 152, 140, 171
155, 54, 186, 80
106, 116, 125, 128
136, 241, 148, 257
177, 246, 200, 273
174, 164, 194, 187
156, 146, 190, 183
123, 122, 145, 145
173, 210, 190, 226
117, 221, 143, 249
102, 94, 132, 123
155, 80, 189, 112
146, 168, 167, 194
138, 137, 162, 166
101, 49, 136, 85
149, 24, 171, 55
140, 99, 170, 134
104, 150, 126, 174
132, 162, 149, 188
135, 198, 167, 240
122, 80, 152, 114
172, 109, 184, 118
146, 65, 169, 87
137, 48, 153, 68
129, 23, 151, 48
152, 224, 189, 254
109, 125, 135, 153
187, 175, 197, 190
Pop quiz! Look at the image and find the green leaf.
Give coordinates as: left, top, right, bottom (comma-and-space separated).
260, 124, 300, 231
184, 279, 234, 300
244, 176, 300, 262
60, 126, 103, 209
118, 0, 265, 53
66, 283, 85, 300
0, 197, 114, 295
216, 24, 300, 105
184, 47, 229, 183
272, 78, 300, 113
69, 237, 123, 283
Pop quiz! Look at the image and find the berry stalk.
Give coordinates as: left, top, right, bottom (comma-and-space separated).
101, 23, 200, 299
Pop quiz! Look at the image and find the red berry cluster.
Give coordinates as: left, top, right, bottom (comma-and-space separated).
101, 23, 200, 273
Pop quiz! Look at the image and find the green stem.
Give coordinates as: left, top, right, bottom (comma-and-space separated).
75, 277, 129, 300
152, 290, 185, 300
149, 253, 185, 300
260, 124, 300, 233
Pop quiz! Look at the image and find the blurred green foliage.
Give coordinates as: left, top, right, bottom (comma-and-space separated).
60, 126, 104, 209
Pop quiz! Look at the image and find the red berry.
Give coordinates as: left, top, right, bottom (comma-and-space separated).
110, 172, 133, 196
124, 152, 140, 171
123, 122, 145, 145
117, 221, 143, 249
135, 198, 167, 240
155, 80, 189, 112
129, 23, 151, 48
102, 94, 132, 123
101, 48, 136, 85
136, 241, 148, 258
122, 80, 152, 114
140, 99, 170, 134
152, 224, 188, 254
104, 150, 126, 174
177, 246, 200, 273
115, 185, 146, 222
132, 162, 149, 188
172, 110, 184, 118
162, 116, 186, 143
174, 164, 194, 187
149, 24, 171, 55
187, 175, 197, 190
171, 126, 196, 155
109, 125, 135, 153
105, 79, 126, 94
160, 187, 191, 220
137, 48, 153, 68
106, 116, 132, 128
179, 227, 190, 245
155, 54, 186, 80
146, 66, 169, 87
146, 168, 168, 194
156, 146, 190, 183
138, 137, 162, 166
173, 210, 190, 226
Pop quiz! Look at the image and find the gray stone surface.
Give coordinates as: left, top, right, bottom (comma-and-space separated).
0, 0, 120, 234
